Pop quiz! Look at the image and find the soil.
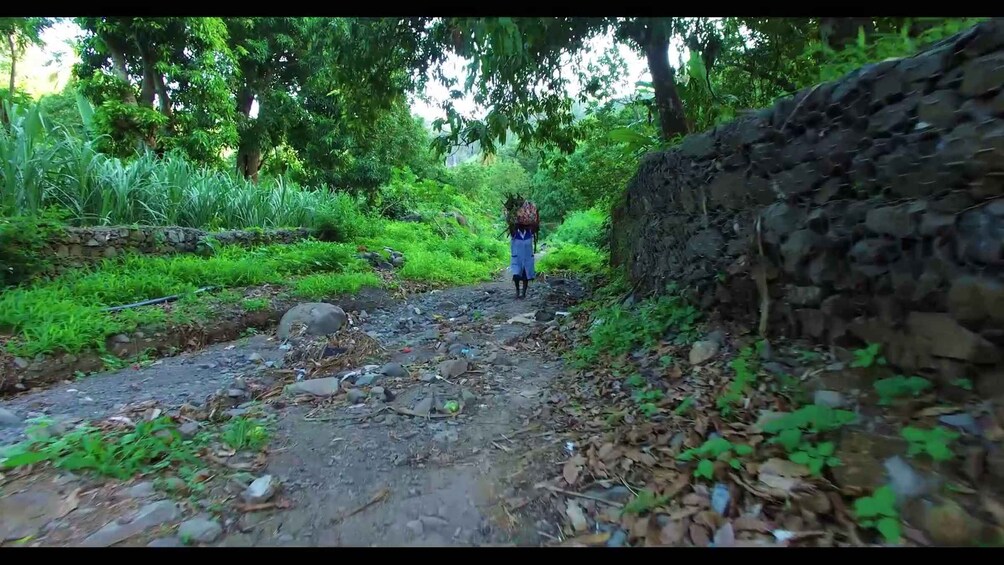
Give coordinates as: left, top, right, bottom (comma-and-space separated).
0, 268, 587, 547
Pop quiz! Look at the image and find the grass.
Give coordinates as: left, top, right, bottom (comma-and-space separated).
0, 416, 201, 479
292, 272, 383, 299
221, 417, 270, 452
0, 240, 363, 357
362, 220, 506, 285
538, 243, 607, 275
0, 103, 368, 231
546, 207, 609, 250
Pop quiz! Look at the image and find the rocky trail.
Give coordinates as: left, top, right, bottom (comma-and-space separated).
0, 267, 588, 547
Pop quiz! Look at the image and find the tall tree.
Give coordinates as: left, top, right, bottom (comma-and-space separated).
226, 17, 309, 182
74, 17, 237, 164
0, 17, 52, 124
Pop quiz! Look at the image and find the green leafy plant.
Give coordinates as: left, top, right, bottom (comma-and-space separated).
677, 437, 753, 479
874, 375, 932, 405
572, 285, 701, 368
952, 378, 973, 391
633, 389, 664, 419
221, 417, 269, 452
242, 298, 270, 312
788, 441, 841, 476
717, 345, 759, 417
537, 243, 607, 276
673, 396, 695, 416
902, 426, 959, 462
762, 405, 858, 435
851, 343, 887, 369
0, 417, 199, 479
853, 486, 901, 544
622, 489, 670, 515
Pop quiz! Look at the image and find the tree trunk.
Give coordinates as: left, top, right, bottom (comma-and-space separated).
819, 17, 876, 49
237, 146, 263, 183
1, 32, 14, 125
136, 41, 156, 107
643, 30, 688, 142
6, 33, 14, 99
102, 35, 137, 106
235, 85, 260, 181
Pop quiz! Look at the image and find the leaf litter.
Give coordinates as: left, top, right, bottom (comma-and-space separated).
524, 302, 1004, 548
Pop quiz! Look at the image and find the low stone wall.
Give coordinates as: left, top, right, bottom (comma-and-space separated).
45, 226, 316, 269
612, 19, 1004, 394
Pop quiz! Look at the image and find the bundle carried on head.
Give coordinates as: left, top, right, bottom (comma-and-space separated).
502, 192, 539, 235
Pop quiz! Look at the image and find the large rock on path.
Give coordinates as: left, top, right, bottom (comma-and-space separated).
277, 303, 347, 340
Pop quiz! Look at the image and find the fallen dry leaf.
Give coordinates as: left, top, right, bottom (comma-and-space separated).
689, 522, 711, 546
915, 406, 964, 417
665, 505, 702, 521
660, 520, 687, 545
562, 455, 586, 486
733, 516, 772, 532
759, 458, 810, 478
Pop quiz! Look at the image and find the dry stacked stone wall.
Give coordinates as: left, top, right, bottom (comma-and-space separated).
44, 226, 316, 271
612, 19, 1004, 395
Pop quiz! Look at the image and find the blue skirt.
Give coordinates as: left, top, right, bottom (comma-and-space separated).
510, 237, 535, 280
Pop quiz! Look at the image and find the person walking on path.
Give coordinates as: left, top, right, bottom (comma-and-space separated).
504, 195, 539, 299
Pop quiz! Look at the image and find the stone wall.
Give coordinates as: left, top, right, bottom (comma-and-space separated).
612, 19, 1004, 394
45, 226, 316, 270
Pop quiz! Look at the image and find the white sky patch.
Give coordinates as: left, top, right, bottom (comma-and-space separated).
408, 31, 679, 123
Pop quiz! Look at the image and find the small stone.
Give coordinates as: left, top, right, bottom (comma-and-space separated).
81, 501, 182, 547
162, 477, 188, 493
813, 390, 848, 409
938, 413, 981, 436
355, 374, 378, 387
419, 373, 436, 383
13, 357, 29, 370
606, 529, 628, 547
346, 389, 366, 404
412, 396, 434, 416
438, 359, 468, 379
243, 475, 277, 504
227, 389, 246, 399
884, 456, 933, 502
406, 520, 424, 536
461, 389, 476, 405
689, 340, 720, 365
177, 518, 223, 543
370, 386, 385, 399
535, 310, 555, 322
924, 500, 980, 545
284, 377, 340, 397
125, 481, 156, 499
178, 421, 200, 439
433, 430, 459, 443
419, 515, 450, 528
247, 352, 264, 363
0, 407, 22, 426
711, 483, 730, 516
147, 537, 184, 547
380, 363, 409, 378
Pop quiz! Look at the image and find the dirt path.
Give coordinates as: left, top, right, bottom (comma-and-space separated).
0, 267, 585, 547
